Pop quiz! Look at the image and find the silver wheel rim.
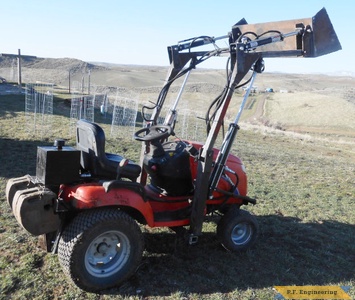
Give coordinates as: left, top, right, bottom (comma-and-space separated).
85, 230, 130, 277
231, 222, 253, 246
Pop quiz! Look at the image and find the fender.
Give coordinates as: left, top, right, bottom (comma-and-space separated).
60, 182, 154, 226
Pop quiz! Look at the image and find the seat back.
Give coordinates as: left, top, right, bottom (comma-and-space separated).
76, 119, 114, 177
76, 119, 142, 181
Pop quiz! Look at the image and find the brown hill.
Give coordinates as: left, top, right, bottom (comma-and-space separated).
0, 57, 354, 138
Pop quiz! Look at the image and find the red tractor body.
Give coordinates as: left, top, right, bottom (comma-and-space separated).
57, 140, 247, 229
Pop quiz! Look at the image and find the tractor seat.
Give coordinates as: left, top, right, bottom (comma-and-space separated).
76, 119, 141, 181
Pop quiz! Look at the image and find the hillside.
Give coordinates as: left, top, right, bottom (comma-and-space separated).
1, 56, 355, 139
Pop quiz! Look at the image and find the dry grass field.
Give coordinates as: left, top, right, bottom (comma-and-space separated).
0, 57, 354, 299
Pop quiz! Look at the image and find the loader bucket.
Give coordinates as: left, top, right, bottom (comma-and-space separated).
231, 7, 341, 58
309, 7, 342, 57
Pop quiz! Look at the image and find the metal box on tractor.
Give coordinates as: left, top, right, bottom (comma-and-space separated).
6, 8, 341, 292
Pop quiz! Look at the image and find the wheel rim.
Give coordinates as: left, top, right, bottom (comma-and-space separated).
85, 230, 130, 278
231, 222, 253, 246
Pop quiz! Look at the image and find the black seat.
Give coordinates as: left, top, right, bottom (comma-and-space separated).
76, 119, 141, 181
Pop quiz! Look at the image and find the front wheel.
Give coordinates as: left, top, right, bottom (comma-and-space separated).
217, 208, 259, 252
58, 208, 144, 292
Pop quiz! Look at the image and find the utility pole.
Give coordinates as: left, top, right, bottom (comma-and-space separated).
0, 50, 37, 86
17, 49, 22, 86
88, 70, 91, 95
68, 69, 71, 93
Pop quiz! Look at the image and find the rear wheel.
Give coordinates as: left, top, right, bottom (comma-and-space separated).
217, 207, 259, 252
58, 208, 144, 292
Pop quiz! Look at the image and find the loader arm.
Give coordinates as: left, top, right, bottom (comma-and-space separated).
187, 8, 341, 239
139, 8, 341, 239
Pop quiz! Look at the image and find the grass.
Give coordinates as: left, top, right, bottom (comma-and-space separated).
266, 91, 355, 135
0, 92, 354, 300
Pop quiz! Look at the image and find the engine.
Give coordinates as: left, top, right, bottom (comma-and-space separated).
143, 140, 195, 196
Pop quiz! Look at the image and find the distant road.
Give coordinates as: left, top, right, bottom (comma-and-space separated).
245, 93, 268, 123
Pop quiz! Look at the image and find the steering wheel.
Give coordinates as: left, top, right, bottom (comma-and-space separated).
134, 125, 173, 142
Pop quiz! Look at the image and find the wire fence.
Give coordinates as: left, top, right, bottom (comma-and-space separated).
110, 90, 139, 140
69, 81, 96, 135
173, 109, 206, 142
22, 77, 222, 146
25, 83, 54, 138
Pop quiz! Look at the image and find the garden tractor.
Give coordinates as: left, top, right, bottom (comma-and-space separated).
6, 8, 341, 292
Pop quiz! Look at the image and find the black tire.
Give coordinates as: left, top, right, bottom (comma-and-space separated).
217, 207, 259, 252
58, 208, 144, 292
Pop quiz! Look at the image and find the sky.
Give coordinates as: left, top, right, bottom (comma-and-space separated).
0, 0, 353, 74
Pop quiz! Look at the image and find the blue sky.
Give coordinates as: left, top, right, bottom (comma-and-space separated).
1, 0, 352, 74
